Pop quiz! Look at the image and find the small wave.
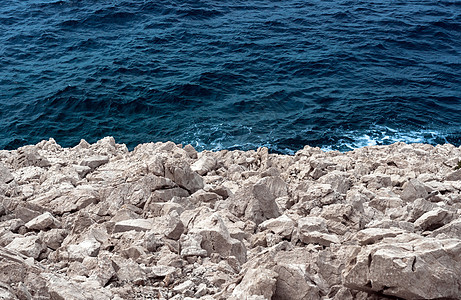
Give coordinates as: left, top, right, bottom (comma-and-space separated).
320, 126, 455, 152
176, 8, 224, 20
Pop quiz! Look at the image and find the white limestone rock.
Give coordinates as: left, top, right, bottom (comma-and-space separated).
191, 154, 217, 175
25, 212, 61, 231
258, 214, 296, 239
230, 266, 278, 300
6, 235, 46, 259
343, 236, 461, 299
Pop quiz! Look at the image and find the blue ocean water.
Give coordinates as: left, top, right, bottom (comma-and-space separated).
1, 0, 460, 153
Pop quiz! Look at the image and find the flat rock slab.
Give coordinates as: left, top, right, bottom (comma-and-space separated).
25, 212, 61, 231
343, 236, 461, 299
113, 219, 153, 233
80, 156, 109, 170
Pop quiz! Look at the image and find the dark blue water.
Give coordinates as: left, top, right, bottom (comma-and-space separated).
1, 0, 460, 153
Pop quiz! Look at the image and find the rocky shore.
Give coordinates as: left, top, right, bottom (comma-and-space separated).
1, 137, 461, 299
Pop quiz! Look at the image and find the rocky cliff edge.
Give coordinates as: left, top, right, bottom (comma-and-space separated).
1, 137, 461, 300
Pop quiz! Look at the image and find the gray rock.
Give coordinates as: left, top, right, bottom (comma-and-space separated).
0, 162, 14, 184
245, 177, 284, 225
401, 179, 428, 202
298, 231, 340, 247
430, 219, 461, 239
319, 171, 353, 194
39, 229, 67, 250
80, 155, 109, 170
12, 147, 51, 168
445, 169, 461, 181
165, 162, 204, 193
173, 279, 195, 294
150, 265, 176, 278
297, 216, 328, 233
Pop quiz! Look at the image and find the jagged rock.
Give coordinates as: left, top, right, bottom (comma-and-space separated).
407, 198, 437, 222
43, 273, 112, 300
274, 263, 321, 300
183, 144, 198, 159
66, 238, 101, 261
150, 265, 177, 278
368, 197, 403, 213
230, 266, 278, 300
39, 228, 67, 250
0, 248, 50, 299
400, 179, 428, 202
245, 177, 284, 225
80, 155, 109, 170
189, 213, 247, 263
343, 236, 461, 299
6, 235, 46, 259
414, 207, 453, 231
294, 183, 342, 214
2, 139, 461, 299
151, 212, 184, 240
180, 233, 208, 257
145, 187, 189, 205
12, 147, 51, 168
298, 231, 340, 247
111, 255, 147, 285
42, 185, 99, 215
25, 212, 61, 231
430, 219, 461, 239
362, 174, 392, 190
173, 279, 195, 295
258, 214, 296, 239
297, 216, 328, 233
354, 228, 404, 245
319, 171, 353, 194
165, 162, 204, 193
191, 155, 217, 175
13, 203, 45, 223
446, 169, 461, 181
0, 163, 14, 184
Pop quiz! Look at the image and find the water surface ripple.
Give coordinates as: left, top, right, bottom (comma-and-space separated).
1, 0, 460, 153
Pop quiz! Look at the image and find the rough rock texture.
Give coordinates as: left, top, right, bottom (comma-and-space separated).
1, 137, 461, 299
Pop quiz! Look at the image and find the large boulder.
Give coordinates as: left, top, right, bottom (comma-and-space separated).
165, 162, 204, 193
343, 236, 461, 299
230, 266, 278, 300
6, 236, 46, 259
189, 212, 247, 264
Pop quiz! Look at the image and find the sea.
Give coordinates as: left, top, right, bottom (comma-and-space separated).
1, 0, 460, 154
